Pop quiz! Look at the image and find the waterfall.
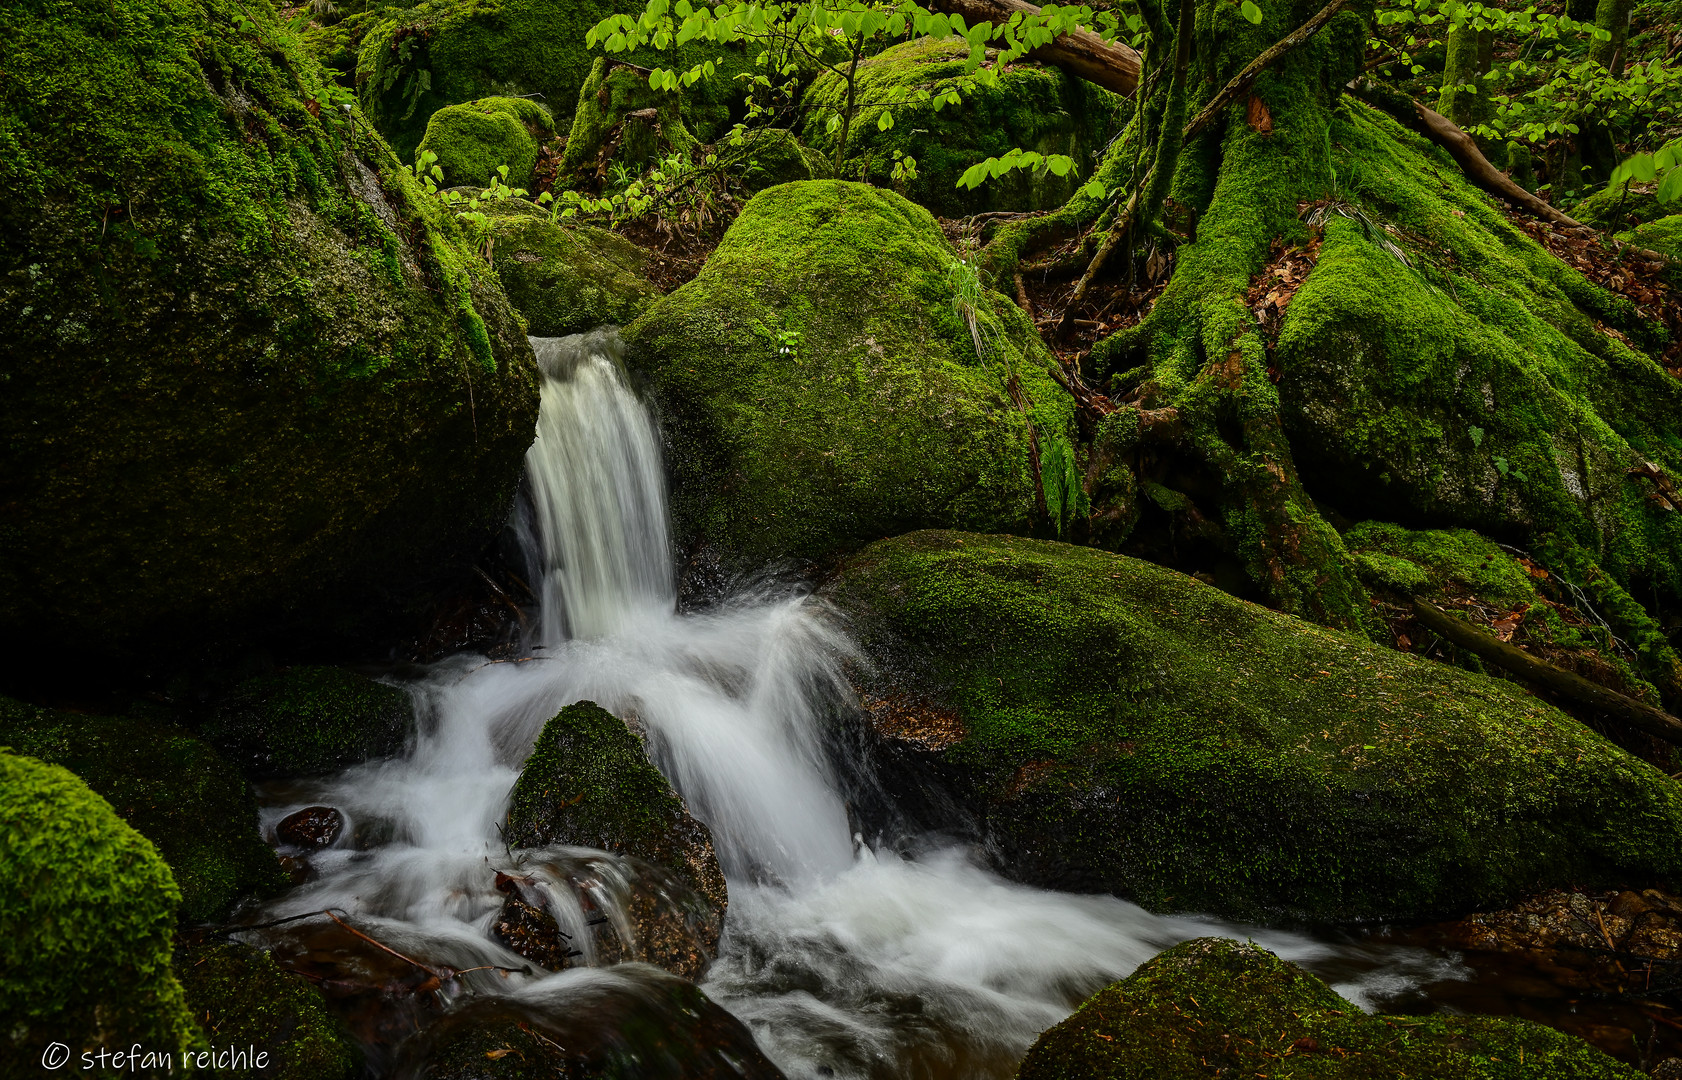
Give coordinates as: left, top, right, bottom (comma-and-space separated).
252, 330, 1464, 1079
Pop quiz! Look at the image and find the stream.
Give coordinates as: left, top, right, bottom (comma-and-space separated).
244, 329, 1471, 1078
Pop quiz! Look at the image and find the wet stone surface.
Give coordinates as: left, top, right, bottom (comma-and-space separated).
276, 805, 345, 849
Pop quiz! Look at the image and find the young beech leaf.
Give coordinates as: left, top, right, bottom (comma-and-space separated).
1240, 0, 1263, 22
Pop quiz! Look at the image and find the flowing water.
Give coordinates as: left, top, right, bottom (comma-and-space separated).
251, 329, 1468, 1077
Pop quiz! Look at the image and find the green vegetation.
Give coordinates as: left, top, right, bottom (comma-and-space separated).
175, 942, 361, 1080
202, 666, 415, 779
0, 697, 285, 924
0, 752, 201, 1066
801, 40, 1125, 216
1018, 937, 1640, 1078
416, 97, 555, 189
625, 180, 1081, 570
0, 0, 540, 654
484, 201, 663, 334
827, 531, 1682, 923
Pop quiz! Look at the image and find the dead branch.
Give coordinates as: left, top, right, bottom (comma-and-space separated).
925, 0, 1141, 96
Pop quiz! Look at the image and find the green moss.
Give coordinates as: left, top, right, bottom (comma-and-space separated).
0, 697, 285, 924
1018, 937, 1640, 1079
557, 50, 752, 175
800, 39, 1126, 216
175, 941, 360, 1080
485, 201, 662, 335
1571, 181, 1668, 232
1, 751, 203, 1067
1344, 522, 1537, 607
623, 180, 1080, 570
733, 127, 825, 193
1630, 213, 1682, 264
357, 0, 643, 161
417, 96, 553, 188
0, 0, 540, 653
201, 665, 415, 779
506, 701, 726, 914
826, 531, 1682, 923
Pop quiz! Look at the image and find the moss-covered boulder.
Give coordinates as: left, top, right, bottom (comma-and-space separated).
1631, 214, 1682, 264
1264, 105, 1682, 609
484, 201, 662, 335
175, 941, 361, 1080
1, 752, 201, 1066
801, 40, 1125, 216
559, 52, 755, 176
623, 181, 1081, 571
357, 0, 641, 160
825, 531, 1682, 924
1016, 938, 1639, 1079
0, 0, 540, 655
505, 701, 726, 969
734, 128, 827, 194
0, 698, 285, 924
1571, 181, 1668, 232
416, 96, 554, 189
202, 666, 416, 779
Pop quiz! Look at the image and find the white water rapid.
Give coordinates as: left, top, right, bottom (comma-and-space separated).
254, 329, 1466, 1078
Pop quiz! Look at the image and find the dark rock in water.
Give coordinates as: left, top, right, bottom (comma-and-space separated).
1017, 938, 1640, 1079
277, 806, 345, 849
204, 667, 414, 780
1, 750, 199, 1063
1434, 887, 1682, 992
393, 967, 785, 1080
491, 853, 721, 982
505, 701, 726, 974
174, 940, 361, 1080
0, 696, 285, 924
0, 0, 539, 657
824, 531, 1682, 924
623, 181, 1081, 575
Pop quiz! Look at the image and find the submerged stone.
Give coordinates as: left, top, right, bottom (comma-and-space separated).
825, 531, 1682, 924
1016, 937, 1640, 1078
624, 180, 1082, 572
0, 697, 285, 925
174, 940, 361, 1080
505, 701, 726, 974
203, 666, 415, 780
0, 751, 201, 1065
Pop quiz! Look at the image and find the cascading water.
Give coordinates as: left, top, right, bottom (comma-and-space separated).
253, 329, 1465, 1078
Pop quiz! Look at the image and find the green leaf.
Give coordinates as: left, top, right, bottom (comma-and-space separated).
1240, 0, 1262, 23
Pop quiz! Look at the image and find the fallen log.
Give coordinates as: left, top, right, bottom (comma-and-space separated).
925, 0, 1141, 96
1410, 597, 1682, 746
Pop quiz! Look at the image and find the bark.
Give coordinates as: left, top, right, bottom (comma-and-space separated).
1411, 599, 1682, 746
1590, 0, 1635, 75
924, 0, 1141, 96
1438, 19, 1488, 131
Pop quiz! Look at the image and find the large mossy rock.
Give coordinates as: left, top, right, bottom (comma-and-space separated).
624, 181, 1081, 571
485, 202, 663, 336
1268, 104, 1682, 603
175, 941, 361, 1080
202, 665, 416, 779
0, 0, 540, 655
824, 531, 1682, 924
1016, 938, 1639, 1079
357, 0, 640, 161
416, 96, 554, 189
801, 40, 1124, 216
505, 701, 727, 964
0, 698, 286, 924
1, 752, 202, 1066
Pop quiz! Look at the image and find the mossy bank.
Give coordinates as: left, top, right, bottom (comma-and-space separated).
0, 0, 539, 656
826, 531, 1682, 923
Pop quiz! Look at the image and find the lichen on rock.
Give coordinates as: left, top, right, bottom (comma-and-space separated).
624, 180, 1082, 572
1017, 937, 1641, 1078
825, 530, 1682, 924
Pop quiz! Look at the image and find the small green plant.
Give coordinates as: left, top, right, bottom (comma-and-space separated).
1610, 137, 1682, 205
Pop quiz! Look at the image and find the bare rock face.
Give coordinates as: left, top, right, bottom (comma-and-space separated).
500, 701, 726, 978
